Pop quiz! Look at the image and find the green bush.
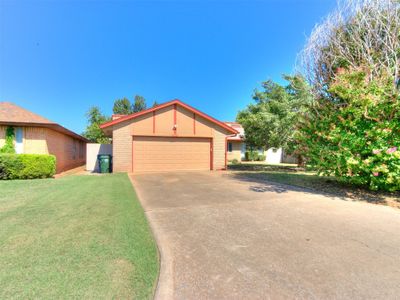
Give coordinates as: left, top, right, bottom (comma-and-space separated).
244, 151, 250, 161
251, 151, 258, 161
245, 151, 263, 161
258, 154, 266, 161
297, 70, 400, 191
231, 158, 240, 165
245, 151, 255, 161
0, 154, 56, 180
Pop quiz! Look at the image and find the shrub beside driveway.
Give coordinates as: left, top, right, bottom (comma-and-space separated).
0, 174, 159, 299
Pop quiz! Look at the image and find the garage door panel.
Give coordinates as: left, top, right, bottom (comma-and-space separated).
133, 137, 210, 172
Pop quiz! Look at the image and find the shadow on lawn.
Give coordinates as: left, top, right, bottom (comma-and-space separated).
229, 163, 302, 172
228, 168, 400, 209
249, 183, 288, 194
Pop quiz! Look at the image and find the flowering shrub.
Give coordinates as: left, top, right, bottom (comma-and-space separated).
297, 70, 400, 191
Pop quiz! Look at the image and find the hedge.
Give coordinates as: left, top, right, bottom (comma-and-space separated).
0, 154, 56, 180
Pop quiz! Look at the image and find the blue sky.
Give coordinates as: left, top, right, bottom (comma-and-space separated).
0, 0, 336, 134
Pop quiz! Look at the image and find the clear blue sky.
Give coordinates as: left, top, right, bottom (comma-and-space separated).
0, 0, 336, 134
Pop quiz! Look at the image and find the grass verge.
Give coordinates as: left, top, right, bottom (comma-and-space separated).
229, 163, 400, 208
0, 173, 159, 299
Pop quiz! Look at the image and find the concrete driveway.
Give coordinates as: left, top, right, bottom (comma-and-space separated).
130, 171, 400, 300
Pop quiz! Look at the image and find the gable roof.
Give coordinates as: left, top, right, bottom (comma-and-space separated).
100, 99, 238, 134
0, 102, 89, 142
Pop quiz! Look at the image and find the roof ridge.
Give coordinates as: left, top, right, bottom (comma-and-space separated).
100, 99, 238, 134
0, 101, 55, 124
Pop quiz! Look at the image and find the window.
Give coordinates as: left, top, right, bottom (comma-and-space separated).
15, 127, 24, 154
241, 143, 246, 158
72, 140, 77, 160
228, 142, 233, 152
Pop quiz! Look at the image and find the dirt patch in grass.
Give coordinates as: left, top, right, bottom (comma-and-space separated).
109, 259, 135, 298
229, 163, 400, 209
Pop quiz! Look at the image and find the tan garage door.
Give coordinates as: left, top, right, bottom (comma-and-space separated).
133, 136, 211, 172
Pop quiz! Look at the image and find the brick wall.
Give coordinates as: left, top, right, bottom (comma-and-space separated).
227, 141, 242, 162
44, 128, 86, 173
112, 121, 133, 172
212, 126, 227, 170
24, 127, 48, 154
0, 126, 5, 148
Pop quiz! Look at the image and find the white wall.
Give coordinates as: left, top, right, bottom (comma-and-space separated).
265, 148, 282, 164
86, 143, 112, 172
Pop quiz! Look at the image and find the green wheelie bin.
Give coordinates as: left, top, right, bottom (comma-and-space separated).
97, 154, 112, 173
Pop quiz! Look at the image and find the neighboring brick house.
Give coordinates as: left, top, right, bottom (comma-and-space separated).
224, 122, 297, 164
224, 122, 247, 161
100, 99, 238, 173
0, 102, 88, 173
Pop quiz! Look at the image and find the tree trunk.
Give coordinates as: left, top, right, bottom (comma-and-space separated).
297, 154, 305, 167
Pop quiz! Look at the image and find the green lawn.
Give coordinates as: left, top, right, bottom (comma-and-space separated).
229, 163, 400, 208
0, 174, 159, 299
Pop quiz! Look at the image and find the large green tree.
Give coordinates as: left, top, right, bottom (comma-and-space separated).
237, 75, 312, 163
82, 107, 110, 144
113, 97, 133, 114
132, 95, 147, 112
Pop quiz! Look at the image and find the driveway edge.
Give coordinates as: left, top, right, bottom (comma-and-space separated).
128, 174, 174, 300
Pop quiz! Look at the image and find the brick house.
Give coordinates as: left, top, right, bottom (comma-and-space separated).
100, 99, 238, 173
224, 122, 247, 161
0, 102, 88, 173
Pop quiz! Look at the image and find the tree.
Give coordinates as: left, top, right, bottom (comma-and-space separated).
132, 95, 146, 112
298, 0, 400, 95
236, 75, 312, 165
152, 100, 159, 107
82, 106, 110, 144
113, 97, 133, 115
